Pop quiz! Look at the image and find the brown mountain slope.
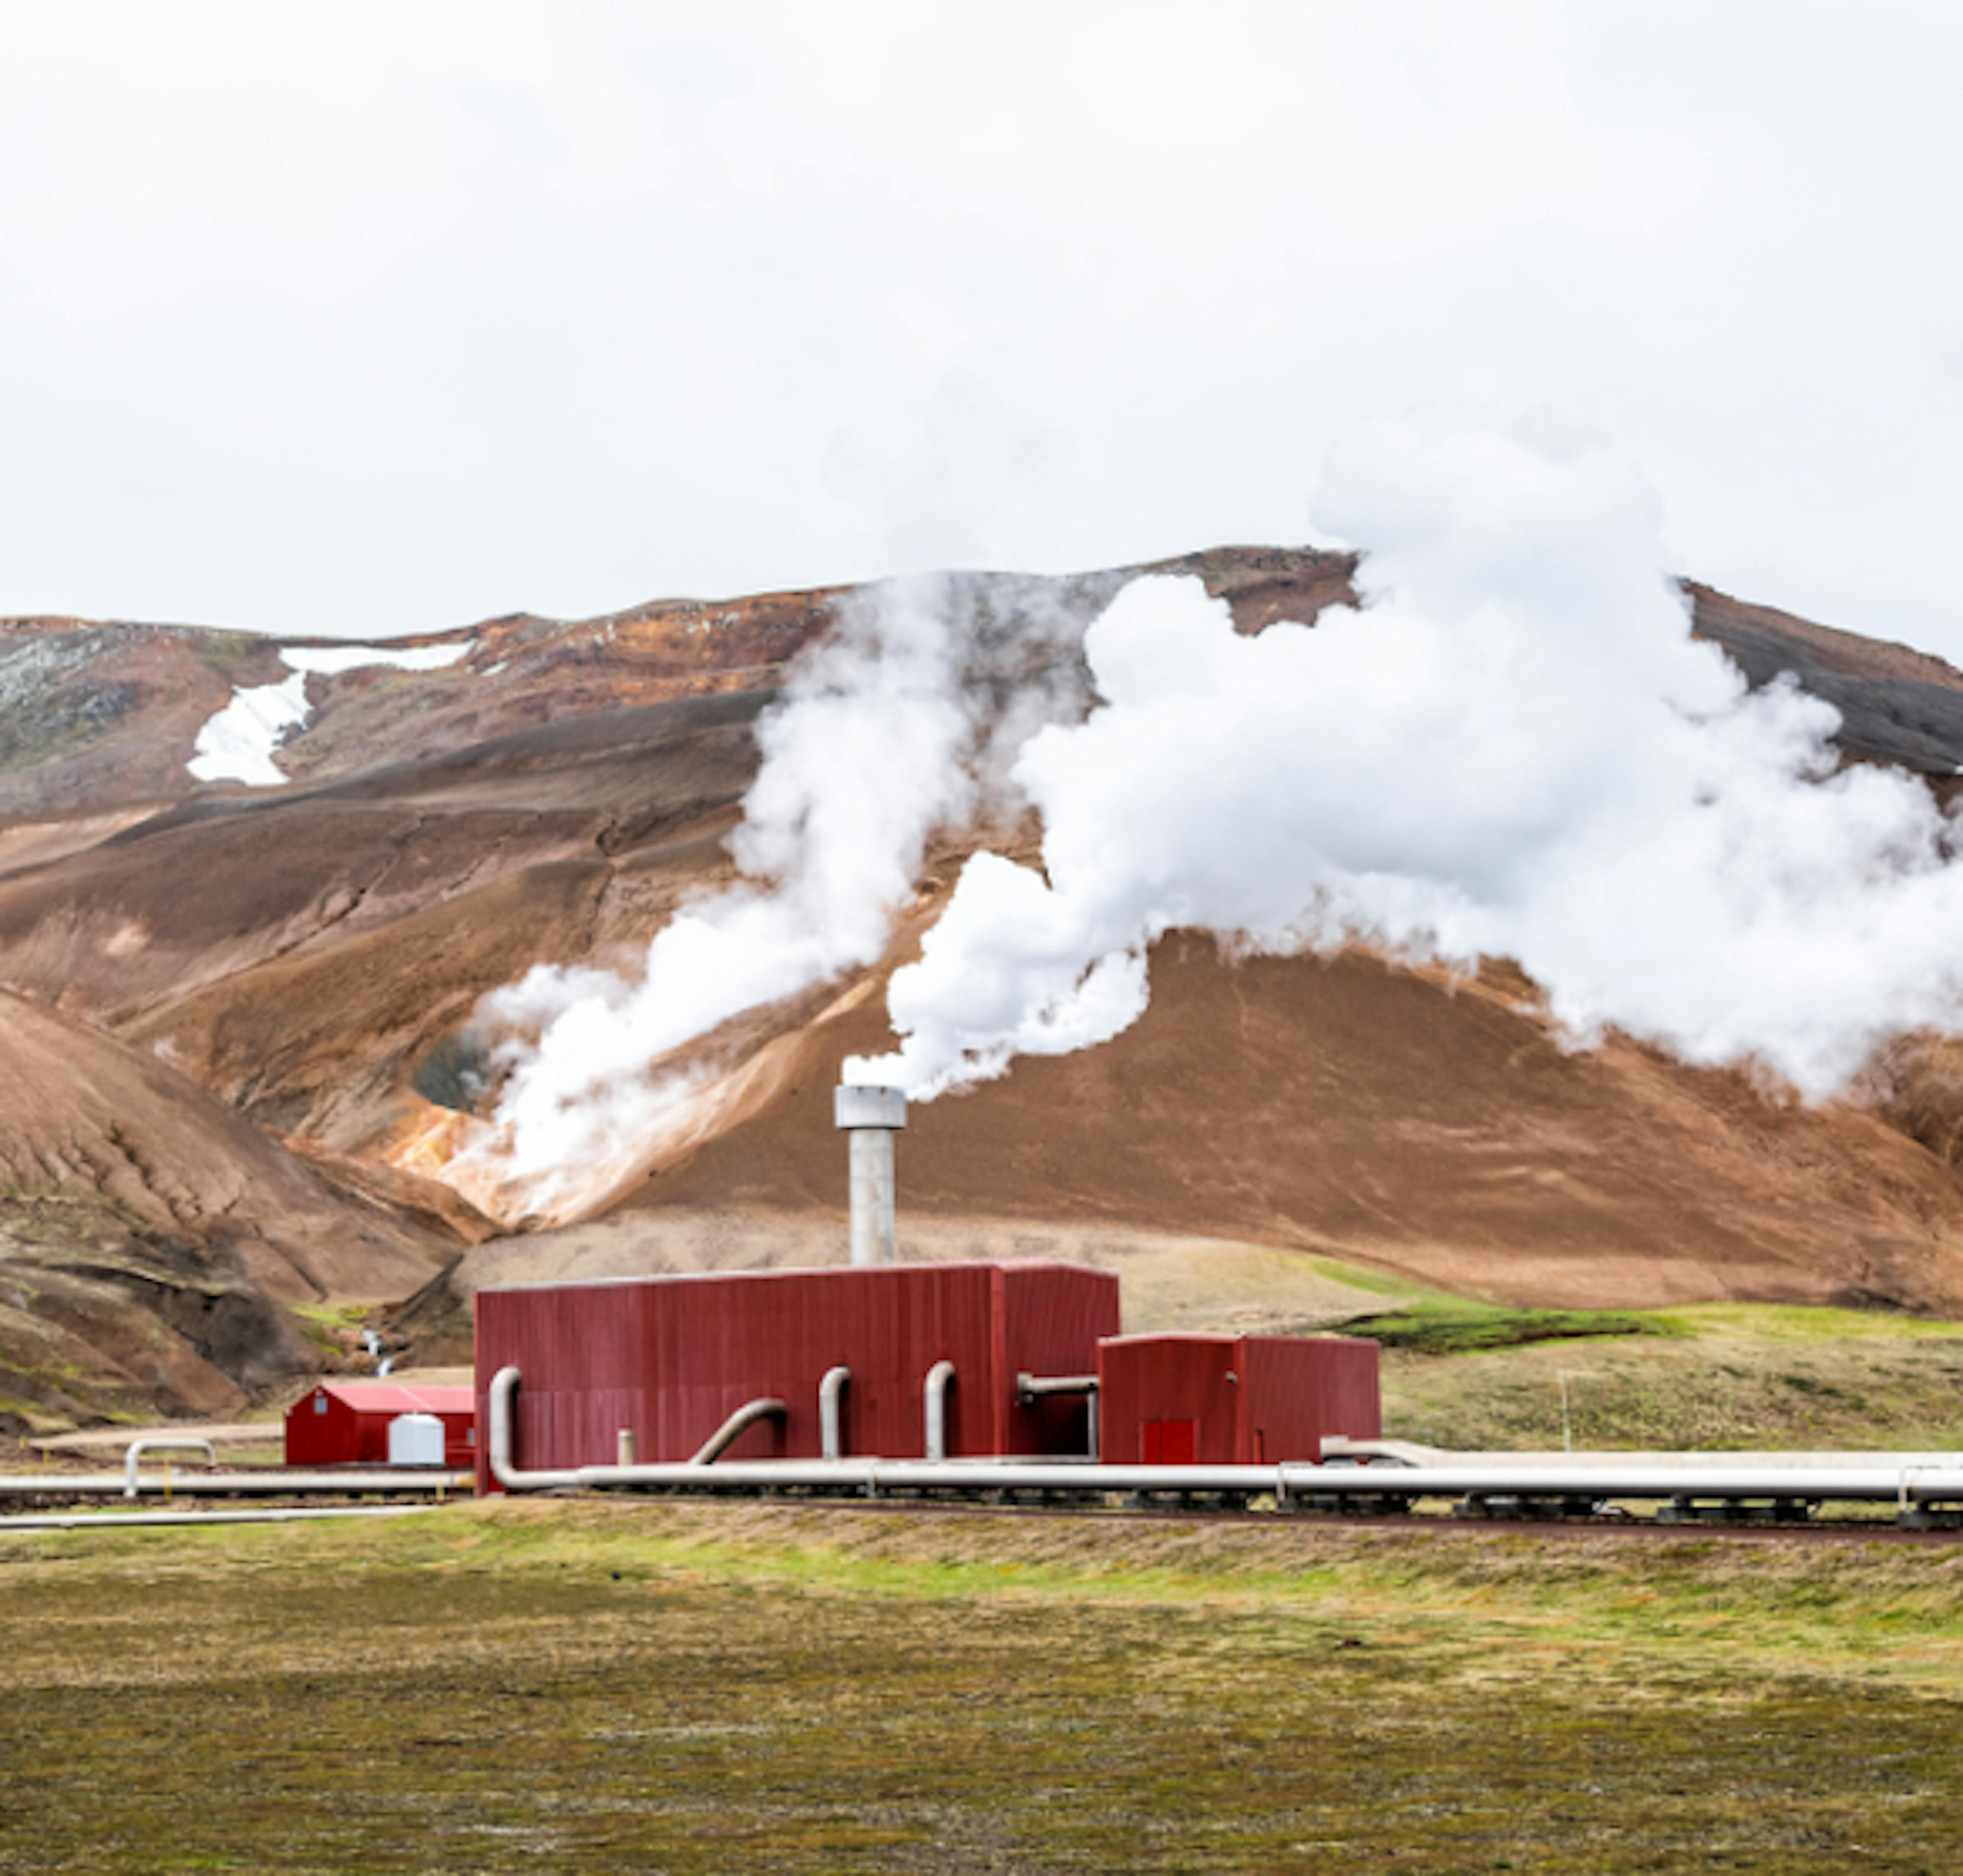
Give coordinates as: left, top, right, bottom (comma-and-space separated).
4, 546, 1963, 1412
0, 991, 445, 1435
0, 689, 766, 1036
594, 925, 1963, 1316
5, 554, 1956, 1110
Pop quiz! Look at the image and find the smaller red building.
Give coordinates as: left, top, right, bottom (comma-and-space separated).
284, 1381, 476, 1468
1097, 1333, 1379, 1465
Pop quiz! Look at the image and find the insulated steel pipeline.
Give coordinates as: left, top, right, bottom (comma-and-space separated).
486, 1368, 1963, 1510
0, 1505, 441, 1532
0, 1469, 471, 1499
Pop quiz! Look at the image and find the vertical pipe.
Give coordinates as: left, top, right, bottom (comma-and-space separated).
834, 1085, 907, 1265
820, 1366, 852, 1461
848, 1128, 896, 1265
924, 1360, 956, 1461
123, 1438, 218, 1499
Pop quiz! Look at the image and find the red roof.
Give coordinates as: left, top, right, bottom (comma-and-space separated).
291, 1382, 474, 1417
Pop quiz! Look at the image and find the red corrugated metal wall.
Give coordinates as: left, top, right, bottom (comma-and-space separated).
1095, 1336, 1241, 1463
1096, 1333, 1380, 1463
285, 1386, 361, 1466
474, 1262, 1122, 1491
1236, 1336, 1380, 1461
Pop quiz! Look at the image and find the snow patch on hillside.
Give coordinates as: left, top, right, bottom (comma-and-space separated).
186, 671, 312, 786
279, 641, 472, 677
186, 640, 472, 787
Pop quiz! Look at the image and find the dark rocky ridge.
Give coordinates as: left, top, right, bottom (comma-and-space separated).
1687, 581, 1963, 777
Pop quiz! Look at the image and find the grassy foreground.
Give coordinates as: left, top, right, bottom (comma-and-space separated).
3, 1499, 1962, 1872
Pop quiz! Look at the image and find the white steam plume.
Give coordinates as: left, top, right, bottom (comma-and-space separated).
459, 571, 1097, 1217
848, 407, 1963, 1101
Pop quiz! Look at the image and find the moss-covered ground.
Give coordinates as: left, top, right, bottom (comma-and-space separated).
3, 1497, 1962, 1871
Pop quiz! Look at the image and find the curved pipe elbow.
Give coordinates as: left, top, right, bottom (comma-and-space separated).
487, 1365, 582, 1491
819, 1366, 851, 1462
923, 1359, 956, 1462
690, 1397, 787, 1466
123, 1438, 218, 1499
488, 1365, 524, 1488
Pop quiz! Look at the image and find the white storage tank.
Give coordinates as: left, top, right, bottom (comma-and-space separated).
387, 1411, 447, 1466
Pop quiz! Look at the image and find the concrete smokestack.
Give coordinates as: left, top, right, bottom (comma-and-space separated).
834, 1083, 906, 1265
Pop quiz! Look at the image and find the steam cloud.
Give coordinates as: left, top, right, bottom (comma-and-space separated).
848, 408, 1963, 1101
463, 404, 1963, 1223
462, 571, 1094, 1216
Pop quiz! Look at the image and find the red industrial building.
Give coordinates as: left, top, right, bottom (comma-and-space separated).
1097, 1332, 1380, 1464
475, 1262, 1380, 1490
284, 1381, 477, 1468
474, 1260, 1120, 1491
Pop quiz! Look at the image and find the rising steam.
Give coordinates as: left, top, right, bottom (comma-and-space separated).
848, 408, 1963, 1101
458, 405, 1963, 1224
456, 571, 1095, 1217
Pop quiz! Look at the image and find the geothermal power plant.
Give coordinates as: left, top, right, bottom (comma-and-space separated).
15, 1078, 1963, 1529
439, 1084, 1963, 1529
9, 1075, 1963, 1531
473, 1083, 1384, 1493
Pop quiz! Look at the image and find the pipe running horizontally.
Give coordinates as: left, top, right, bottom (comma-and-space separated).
2, 1504, 440, 1532
486, 1365, 1963, 1508
0, 1468, 470, 1500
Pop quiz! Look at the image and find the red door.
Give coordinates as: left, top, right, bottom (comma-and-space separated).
1142, 1419, 1197, 1464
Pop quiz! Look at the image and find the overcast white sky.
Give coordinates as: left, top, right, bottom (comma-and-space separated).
4, 1, 1961, 656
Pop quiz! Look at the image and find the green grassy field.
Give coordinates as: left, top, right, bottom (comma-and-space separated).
3, 1498, 1962, 1872
1368, 1301, 1963, 1452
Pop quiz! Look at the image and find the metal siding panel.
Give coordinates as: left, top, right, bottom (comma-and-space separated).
283, 1388, 355, 1466
1236, 1337, 1383, 1460
997, 1265, 1122, 1456
473, 1261, 1120, 1470
442, 1411, 476, 1469
989, 1266, 1011, 1455
1232, 1338, 1251, 1464
1095, 1336, 1238, 1462
350, 1409, 382, 1465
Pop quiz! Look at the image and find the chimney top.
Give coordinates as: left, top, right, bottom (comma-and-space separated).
834, 1083, 907, 1131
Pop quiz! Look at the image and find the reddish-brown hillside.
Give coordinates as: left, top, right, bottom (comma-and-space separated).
0, 991, 444, 1435
5, 546, 1963, 1422
626, 928, 1963, 1314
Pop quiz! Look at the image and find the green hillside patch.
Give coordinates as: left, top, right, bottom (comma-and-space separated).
1344, 1302, 1680, 1355
1378, 1301, 1963, 1452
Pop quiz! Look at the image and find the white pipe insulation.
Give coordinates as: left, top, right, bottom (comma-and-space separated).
820, 1366, 851, 1461
0, 1468, 471, 1498
690, 1397, 787, 1464
923, 1361, 955, 1463
1, 1504, 439, 1532
123, 1438, 218, 1499
485, 1367, 1963, 1507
